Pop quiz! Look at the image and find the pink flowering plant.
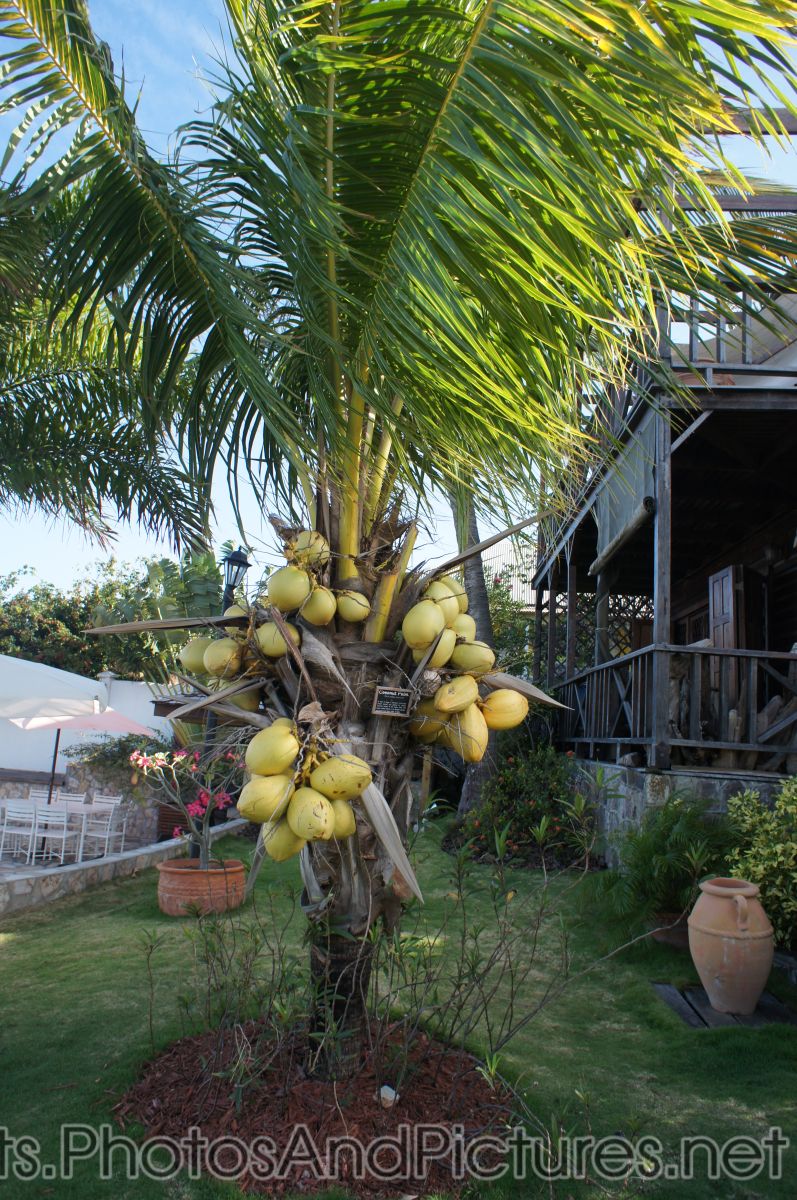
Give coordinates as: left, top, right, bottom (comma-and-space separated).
129, 744, 244, 868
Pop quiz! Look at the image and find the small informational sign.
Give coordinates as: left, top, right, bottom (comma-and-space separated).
371, 686, 414, 717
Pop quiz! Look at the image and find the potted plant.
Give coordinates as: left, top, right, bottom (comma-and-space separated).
130, 745, 245, 916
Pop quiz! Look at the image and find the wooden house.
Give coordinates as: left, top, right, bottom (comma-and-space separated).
531, 233, 797, 785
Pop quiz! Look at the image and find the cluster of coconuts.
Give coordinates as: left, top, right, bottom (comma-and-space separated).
236, 718, 373, 861
176, 624, 263, 711
258, 528, 372, 653
177, 528, 375, 697
402, 576, 529, 762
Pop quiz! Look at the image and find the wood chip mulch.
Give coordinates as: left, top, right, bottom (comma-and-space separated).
114, 1022, 513, 1197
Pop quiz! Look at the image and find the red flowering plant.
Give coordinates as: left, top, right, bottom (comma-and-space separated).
129, 742, 244, 868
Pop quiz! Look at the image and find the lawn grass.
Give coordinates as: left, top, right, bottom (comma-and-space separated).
1, 820, 795, 1199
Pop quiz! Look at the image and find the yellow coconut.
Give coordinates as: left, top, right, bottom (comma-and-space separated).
331, 799, 357, 839
290, 529, 330, 567
435, 675, 480, 714
268, 565, 312, 612
287, 787, 335, 840
309, 754, 372, 801
223, 604, 249, 637
227, 686, 262, 713
178, 636, 213, 676
411, 627, 457, 668
423, 579, 460, 627
402, 599, 446, 649
449, 639, 496, 676
445, 703, 489, 763
271, 717, 296, 731
451, 612, 477, 640
245, 725, 300, 776
261, 819, 305, 862
336, 590, 371, 623
480, 689, 529, 730
301, 585, 337, 626
237, 774, 295, 823
408, 698, 447, 743
255, 620, 300, 658
438, 574, 468, 613
203, 637, 243, 678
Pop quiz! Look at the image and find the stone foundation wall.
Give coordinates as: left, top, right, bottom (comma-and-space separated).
578, 759, 785, 865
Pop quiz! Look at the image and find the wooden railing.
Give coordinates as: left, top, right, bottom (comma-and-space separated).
554, 645, 797, 772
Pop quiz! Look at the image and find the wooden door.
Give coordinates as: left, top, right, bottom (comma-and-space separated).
708, 565, 744, 711
709, 565, 743, 649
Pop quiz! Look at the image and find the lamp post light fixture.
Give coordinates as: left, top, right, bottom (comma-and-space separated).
221, 545, 251, 609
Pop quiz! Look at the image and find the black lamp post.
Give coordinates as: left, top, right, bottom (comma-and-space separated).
222, 545, 251, 610
190, 545, 251, 859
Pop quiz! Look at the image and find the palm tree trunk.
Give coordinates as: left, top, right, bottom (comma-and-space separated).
453, 495, 499, 818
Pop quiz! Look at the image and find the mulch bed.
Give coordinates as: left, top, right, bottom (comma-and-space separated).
115, 1023, 513, 1196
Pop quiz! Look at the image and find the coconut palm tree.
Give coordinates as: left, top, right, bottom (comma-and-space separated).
2, 0, 796, 1076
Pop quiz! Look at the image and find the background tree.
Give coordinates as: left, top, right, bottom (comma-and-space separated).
0, 554, 223, 678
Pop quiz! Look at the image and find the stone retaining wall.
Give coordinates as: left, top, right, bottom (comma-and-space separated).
0, 764, 159, 847
0, 819, 247, 918
578, 759, 784, 864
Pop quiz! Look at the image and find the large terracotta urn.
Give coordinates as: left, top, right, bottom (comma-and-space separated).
688, 877, 773, 1015
156, 859, 246, 917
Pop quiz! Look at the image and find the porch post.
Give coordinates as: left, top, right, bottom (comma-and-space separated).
566, 548, 578, 677
651, 409, 672, 769
594, 573, 610, 664
533, 584, 544, 684
546, 562, 559, 687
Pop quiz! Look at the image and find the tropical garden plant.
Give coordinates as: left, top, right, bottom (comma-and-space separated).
727, 779, 797, 950
583, 794, 735, 935
129, 744, 242, 868
2, 0, 797, 1079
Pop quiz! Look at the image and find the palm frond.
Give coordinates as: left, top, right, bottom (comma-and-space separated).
186, 0, 797, 517
0, 300, 209, 546
0, 0, 317, 488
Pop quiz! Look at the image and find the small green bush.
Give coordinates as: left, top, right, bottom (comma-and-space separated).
584, 795, 734, 933
727, 778, 797, 950
462, 741, 595, 865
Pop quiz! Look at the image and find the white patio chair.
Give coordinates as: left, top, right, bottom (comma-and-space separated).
61, 801, 90, 860
57, 791, 87, 804
0, 802, 37, 863
80, 804, 127, 859
31, 807, 80, 865
28, 787, 58, 804
90, 795, 127, 853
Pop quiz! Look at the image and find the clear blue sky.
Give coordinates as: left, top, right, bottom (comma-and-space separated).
1, 3, 794, 589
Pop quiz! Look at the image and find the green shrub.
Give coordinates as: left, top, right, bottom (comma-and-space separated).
584, 795, 734, 933
727, 778, 797, 950
462, 741, 596, 865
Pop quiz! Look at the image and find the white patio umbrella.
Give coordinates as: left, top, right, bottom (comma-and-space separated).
0, 655, 108, 720
0, 656, 108, 799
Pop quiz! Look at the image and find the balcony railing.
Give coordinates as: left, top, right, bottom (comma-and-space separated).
554, 645, 797, 772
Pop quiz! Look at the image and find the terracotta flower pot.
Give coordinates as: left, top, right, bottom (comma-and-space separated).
688, 877, 773, 1015
156, 859, 246, 917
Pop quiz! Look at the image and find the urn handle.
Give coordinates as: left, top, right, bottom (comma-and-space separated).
734, 894, 749, 931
